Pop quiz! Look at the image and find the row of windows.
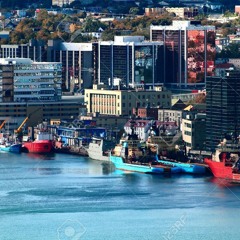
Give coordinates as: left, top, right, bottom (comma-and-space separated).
14, 64, 61, 71
88, 93, 169, 100
0, 107, 78, 113
14, 79, 56, 83
0, 114, 26, 117
92, 107, 120, 115
14, 85, 55, 89
162, 112, 181, 117
44, 108, 79, 112
184, 131, 193, 136
133, 94, 168, 100
98, 118, 118, 122
0, 109, 26, 112
15, 72, 57, 76
13, 97, 57, 102
92, 101, 168, 108
43, 113, 78, 117
93, 102, 116, 106
184, 123, 192, 128
15, 90, 55, 94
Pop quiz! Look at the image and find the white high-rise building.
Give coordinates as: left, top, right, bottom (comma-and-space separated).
0, 58, 62, 103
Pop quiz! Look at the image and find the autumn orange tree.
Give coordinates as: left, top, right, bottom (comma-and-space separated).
9, 10, 175, 43
10, 10, 71, 43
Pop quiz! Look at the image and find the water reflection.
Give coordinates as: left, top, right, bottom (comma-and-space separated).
121, 172, 143, 184
30, 167, 62, 175
25, 153, 55, 161
102, 162, 115, 175
209, 177, 240, 188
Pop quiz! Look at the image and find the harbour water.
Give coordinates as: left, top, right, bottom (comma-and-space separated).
0, 153, 240, 240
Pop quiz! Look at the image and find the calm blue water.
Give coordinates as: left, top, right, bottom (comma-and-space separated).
0, 153, 240, 240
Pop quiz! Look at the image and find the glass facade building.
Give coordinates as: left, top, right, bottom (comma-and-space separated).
151, 21, 215, 87
47, 40, 95, 92
98, 36, 163, 88
206, 70, 240, 150
0, 58, 62, 103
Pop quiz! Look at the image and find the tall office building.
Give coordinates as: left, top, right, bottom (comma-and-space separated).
0, 58, 62, 103
0, 39, 47, 62
47, 40, 95, 92
98, 36, 164, 88
206, 70, 240, 150
151, 20, 215, 88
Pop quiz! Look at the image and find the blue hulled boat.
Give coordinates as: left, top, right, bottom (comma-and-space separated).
0, 143, 22, 153
156, 159, 208, 174
110, 118, 182, 175
110, 154, 182, 174
110, 117, 209, 175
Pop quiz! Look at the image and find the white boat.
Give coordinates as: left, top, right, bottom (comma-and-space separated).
87, 138, 113, 161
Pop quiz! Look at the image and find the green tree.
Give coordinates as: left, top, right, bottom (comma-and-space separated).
101, 29, 117, 41
84, 18, 107, 32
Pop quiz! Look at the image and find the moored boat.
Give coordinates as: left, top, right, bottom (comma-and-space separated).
156, 159, 209, 174
22, 131, 53, 154
87, 138, 115, 161
110, 120, 182, 174
0, 142, 22, 153
146, 138, 209, 174
205, 138, 240, 181
53, 139, 71, 154
110, 154, 182, 174
0, 134, 22, 153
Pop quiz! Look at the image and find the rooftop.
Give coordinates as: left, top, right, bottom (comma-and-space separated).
151, 20, 215, 31
0, 58, 60, 65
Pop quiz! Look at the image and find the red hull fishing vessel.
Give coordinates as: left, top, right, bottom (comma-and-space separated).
205, 138, 240, 182
22, 131, 53, 154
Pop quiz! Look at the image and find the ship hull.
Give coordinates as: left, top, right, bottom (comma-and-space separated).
0, 143, 22, 153
158, 160, 208, 174
88, 151, 109, 161
87, 139, 112, 162
205, 158, 234, 179
22, 140, 53, 153
110, 155, 181, 174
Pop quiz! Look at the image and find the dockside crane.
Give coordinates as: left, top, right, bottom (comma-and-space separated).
14, 108, 42, 137
0, 119, 7, 130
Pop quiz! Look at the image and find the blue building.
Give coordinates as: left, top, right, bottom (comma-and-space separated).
49, 125, 106, 146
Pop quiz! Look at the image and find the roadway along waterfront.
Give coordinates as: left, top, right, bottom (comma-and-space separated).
0, 153, 240, 240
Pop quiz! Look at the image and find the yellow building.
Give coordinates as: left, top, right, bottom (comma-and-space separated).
85, 85, 171, 116
181, 112, 206, 151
